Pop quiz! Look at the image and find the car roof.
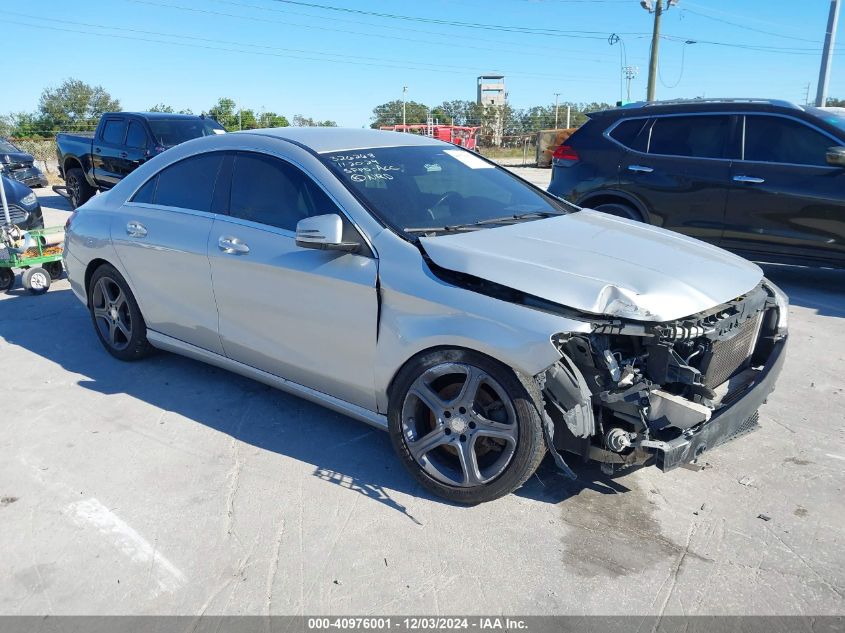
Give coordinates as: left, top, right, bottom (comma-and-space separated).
591, 98, 807, 118
103, 111, 216, 121
241, 127, 444, 153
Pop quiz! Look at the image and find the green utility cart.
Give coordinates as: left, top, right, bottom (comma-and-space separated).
0, 226, 65, 295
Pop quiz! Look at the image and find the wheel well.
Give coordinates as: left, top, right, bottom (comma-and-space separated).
578, 194, 646, 221
386, 345, 518, 403
64, 157, 82, 176
84, 258, 109, 303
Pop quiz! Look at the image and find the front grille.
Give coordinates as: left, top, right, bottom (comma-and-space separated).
3, 204, 29, 225
702, 313, 762, 388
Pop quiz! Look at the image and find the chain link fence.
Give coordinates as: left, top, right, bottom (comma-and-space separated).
8, 138, 59, 177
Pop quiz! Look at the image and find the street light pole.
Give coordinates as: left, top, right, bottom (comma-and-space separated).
646, 0, 663, 101
554, 92, 560, 128
402, 85, 407, 129
816, 0, 841, 107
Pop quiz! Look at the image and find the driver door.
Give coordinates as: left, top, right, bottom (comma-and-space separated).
208, 151, 380, 410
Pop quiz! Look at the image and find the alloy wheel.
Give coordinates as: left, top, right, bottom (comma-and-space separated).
92, 276, 133, 351
401, 362, 518, 487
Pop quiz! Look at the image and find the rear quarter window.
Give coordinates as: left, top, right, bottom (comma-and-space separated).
608, 118, 650, 152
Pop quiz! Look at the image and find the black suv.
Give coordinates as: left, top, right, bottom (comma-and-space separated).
548, 99, 845, 268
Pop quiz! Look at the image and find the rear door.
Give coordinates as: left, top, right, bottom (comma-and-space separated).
208, 151, 379, 410
93, 116, 127, 188
111, 152, 227, 354
721, 114, 845, 266
617, 114, 736, 244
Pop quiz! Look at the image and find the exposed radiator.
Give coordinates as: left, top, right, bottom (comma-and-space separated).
702, 312, 763, 388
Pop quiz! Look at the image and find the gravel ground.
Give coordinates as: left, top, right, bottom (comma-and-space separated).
0, 180, 842, 616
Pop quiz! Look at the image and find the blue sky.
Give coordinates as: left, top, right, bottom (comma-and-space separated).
4, 0, 843, 126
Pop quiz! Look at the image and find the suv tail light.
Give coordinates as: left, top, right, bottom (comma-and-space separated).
553, 144, 579, 161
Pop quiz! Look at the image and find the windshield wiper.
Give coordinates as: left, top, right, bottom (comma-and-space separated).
405, 211, 563, 235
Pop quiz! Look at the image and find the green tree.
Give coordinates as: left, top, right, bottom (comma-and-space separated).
370, 100, 429, 128
258, 112, 289, 128
148, 103, 174, 113
827, 97, 845, 107
38, 78, 120, 133
207, 97, 239, 131
292, 114, 337, 127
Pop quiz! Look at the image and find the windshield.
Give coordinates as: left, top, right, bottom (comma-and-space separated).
147, 118, 225, 147
0, 139, 20, 153
320, 145, 572, 236
809, 107, 845, 134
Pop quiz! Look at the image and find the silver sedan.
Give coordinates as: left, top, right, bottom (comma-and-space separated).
64, 128, 788, 504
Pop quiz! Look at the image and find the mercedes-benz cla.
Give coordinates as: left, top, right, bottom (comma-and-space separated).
64, 128, 788, 504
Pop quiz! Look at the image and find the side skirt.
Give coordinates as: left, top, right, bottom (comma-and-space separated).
146, 330, 389, 431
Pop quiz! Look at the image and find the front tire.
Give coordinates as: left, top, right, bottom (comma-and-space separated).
87, 264, 153, 361
388, 349, 546, 505
22, 267, 50, 295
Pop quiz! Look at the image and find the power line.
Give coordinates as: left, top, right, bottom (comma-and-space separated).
263, 0, 650, 38
127, 0, 623, 62
681, 7, 825, 44
0, 12, 611, 83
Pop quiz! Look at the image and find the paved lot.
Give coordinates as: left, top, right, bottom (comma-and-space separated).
1, 180, 843, 616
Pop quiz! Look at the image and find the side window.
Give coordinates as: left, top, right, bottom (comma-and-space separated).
744, 116, 834, 166
125, 121, 148, 149
132, 175, 157, 203
153, 153, 225, 212
609, 118, 649, 152
101, 119, 127, 145
229, 153, 339, 231
647, 115, 731, 159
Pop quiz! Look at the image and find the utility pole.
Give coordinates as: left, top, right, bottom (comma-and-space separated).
554, 92, 560, 128
402, 86, 407, 129
816, 0, 841, 107
646, 0, 663, 101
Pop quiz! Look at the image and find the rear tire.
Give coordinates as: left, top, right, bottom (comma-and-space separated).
65, 167, 95, 209
44, 261, 63, 280
0, 268, 14, 293
593, 202, 645, 222
388, 349, 546, 505
87, 264, 153, 361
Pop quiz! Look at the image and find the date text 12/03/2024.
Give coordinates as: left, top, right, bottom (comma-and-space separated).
307, 617, 529, 630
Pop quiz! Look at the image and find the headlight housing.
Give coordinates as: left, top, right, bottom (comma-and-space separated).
20, 192, 37, 207
765, 279, 789, 333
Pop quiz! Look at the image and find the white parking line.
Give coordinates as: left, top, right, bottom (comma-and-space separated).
66, 497, 186, 594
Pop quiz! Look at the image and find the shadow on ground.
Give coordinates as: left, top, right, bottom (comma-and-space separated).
0, 287, 625, 518
759, 263, 845, 318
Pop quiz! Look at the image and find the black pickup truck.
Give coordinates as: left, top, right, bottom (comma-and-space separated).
56, 112, 225, 208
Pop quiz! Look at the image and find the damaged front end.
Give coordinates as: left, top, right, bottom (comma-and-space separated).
541, 281, 788, 474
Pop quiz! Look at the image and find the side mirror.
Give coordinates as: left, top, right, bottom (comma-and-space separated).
826, 146, 845, 167
295, 214, 359, 253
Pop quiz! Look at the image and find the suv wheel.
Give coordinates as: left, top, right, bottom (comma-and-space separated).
594, 202, 644, 222
388, 349, 546, 505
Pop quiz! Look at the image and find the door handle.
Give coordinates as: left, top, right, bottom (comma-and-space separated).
627, 164, 654, 173
95, 147, 102, 153
126, 221, 147, 238
733, 175, 765, 184
218, 236, 249, 254
120, 151, 128, 158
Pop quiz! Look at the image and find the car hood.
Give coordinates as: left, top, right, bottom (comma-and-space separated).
0, 175, 32, 202
419, 209, 763, 323
2, 151, 34, 166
